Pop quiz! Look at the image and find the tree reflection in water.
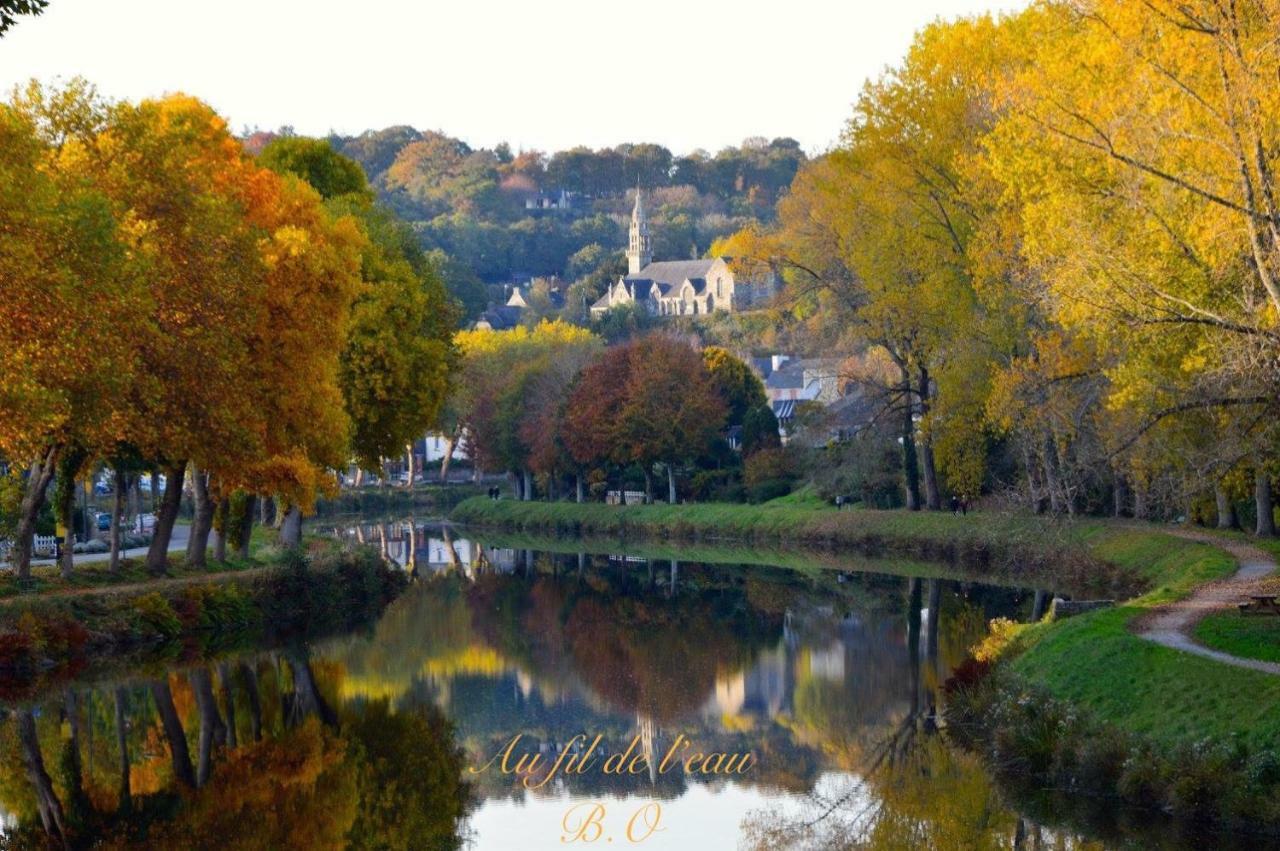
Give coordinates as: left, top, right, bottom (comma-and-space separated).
0, 533, 1169, 850
0, 652, 472, 850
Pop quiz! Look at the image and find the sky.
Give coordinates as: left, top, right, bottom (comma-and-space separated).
0, 0, 1025, 155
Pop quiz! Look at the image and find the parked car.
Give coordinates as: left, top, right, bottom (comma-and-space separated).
134, 513, 156, 534
96, 512, 112, 532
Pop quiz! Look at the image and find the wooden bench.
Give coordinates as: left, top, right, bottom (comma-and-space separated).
1238, 595, 1280, 616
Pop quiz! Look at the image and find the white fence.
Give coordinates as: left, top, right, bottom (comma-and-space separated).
605, 490, 648, 506
0, 534, 59, 566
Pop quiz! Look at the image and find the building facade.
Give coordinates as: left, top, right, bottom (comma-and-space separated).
590, 190, 773, 317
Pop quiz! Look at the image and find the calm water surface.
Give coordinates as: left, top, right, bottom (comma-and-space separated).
0, 520, 1251, 850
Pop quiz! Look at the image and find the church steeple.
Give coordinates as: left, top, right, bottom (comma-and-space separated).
627, 185, 652, 275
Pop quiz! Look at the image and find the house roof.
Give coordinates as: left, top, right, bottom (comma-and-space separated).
765, 366, 806, 390
473, 305, 523, 331
626, 258, 722, 288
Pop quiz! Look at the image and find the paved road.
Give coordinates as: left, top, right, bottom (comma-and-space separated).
1137, 530, 1280, 675
27, 524, 191, 568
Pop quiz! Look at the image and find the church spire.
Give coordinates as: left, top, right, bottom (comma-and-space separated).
627, 184, 652, 275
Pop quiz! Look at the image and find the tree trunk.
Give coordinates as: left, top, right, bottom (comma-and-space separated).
1256, 469, 1276, 537
917, 366, 941, 510
1136, 481, 1157, 522
187, 464, 215, 567
240, 664, 263, 742
439, 428, 458, 482
1041, 436, 1064, 514
285, 652, 337, 728
145, 460, 187, 575
149, 679, 196, 788
218, 662, 238, 750
113, 687, 131, 812
576, 472, 584, 504
190, 668, 227, 787
237, 494, 256, 559
128, 476, 140, 519
354, 467, 365, 487
211, 498, 228, 563
901, 404, 920, 511
522, 470, 533, 502
279, 503, 302, 548
12, 444, 60, 581
1133, 483, 1150, 520
56, 468, 76, 581
17, 710, 68, 848
1112, 476, 1126, 518
667, 462, 677, 504
109, 469, 126, 575
1215, 482, 1238, 529
404, 442, 416, 488
62, 691, 88, 824
643, 467, 653, 504
259, 495, 277, 527
920, 438, 941, 511
1031, 589, 1050, 621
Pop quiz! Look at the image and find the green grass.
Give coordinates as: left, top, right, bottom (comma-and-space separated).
450, 495, 1134, 597
454, 493, 1280, 748
1195, 612, 1280, 664
0, 552, 261, 599
1009, 533, 1280, 747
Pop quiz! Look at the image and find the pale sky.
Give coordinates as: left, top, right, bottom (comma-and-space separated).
0, 0, 1025, 155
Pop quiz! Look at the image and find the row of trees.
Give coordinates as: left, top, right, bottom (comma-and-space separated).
446, 323, 775, 504
0, 81, 456, 578
728, 1, 1279, 533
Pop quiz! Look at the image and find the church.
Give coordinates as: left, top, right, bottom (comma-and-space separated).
589, 191, 773, 318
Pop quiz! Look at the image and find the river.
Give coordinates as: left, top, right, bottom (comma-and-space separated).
0, 519, 1261, 850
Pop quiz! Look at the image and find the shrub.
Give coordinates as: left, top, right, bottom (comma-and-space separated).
972, 617, 1027, 662
131, 593, 182, 639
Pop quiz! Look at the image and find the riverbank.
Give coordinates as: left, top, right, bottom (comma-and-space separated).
451, 493, 1280, 830
950, 529, 1280, 832
449, 493, 1139, 597
0, 543, 406, 700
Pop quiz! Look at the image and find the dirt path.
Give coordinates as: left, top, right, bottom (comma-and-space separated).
1137, 529, 1280, 675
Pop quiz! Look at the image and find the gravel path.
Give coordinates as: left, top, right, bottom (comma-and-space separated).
1137, 530, 1280, 675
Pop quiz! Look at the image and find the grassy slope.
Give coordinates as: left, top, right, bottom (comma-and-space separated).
1190, 534, 1280, 664
453, 493, 1280, 747
450, 492, 1133, 596
1011, 530, 1280, 748
1194, 614, 1280, 664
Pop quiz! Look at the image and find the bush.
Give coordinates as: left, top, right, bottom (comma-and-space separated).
743, 447, 801, 503
131, 593, 182, 639
947, 669, 1280, 831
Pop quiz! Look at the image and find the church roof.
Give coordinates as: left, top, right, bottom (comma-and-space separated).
626, 259, 722, 288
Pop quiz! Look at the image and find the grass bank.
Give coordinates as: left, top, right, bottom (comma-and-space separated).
950, 529, 1280, 832
1195, 611, 1280, 663
450, 493, 1139, 598
0, 543, 406, 701
453, 492, 1280, 830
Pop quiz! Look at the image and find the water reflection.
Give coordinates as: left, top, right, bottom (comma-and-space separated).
0, 526, 1244, 849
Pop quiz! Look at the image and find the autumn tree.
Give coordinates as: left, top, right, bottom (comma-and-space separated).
452, 321, 600, 499
260, 138, 459, 495
0, 82, 138, 579
566, 335, 727, 503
